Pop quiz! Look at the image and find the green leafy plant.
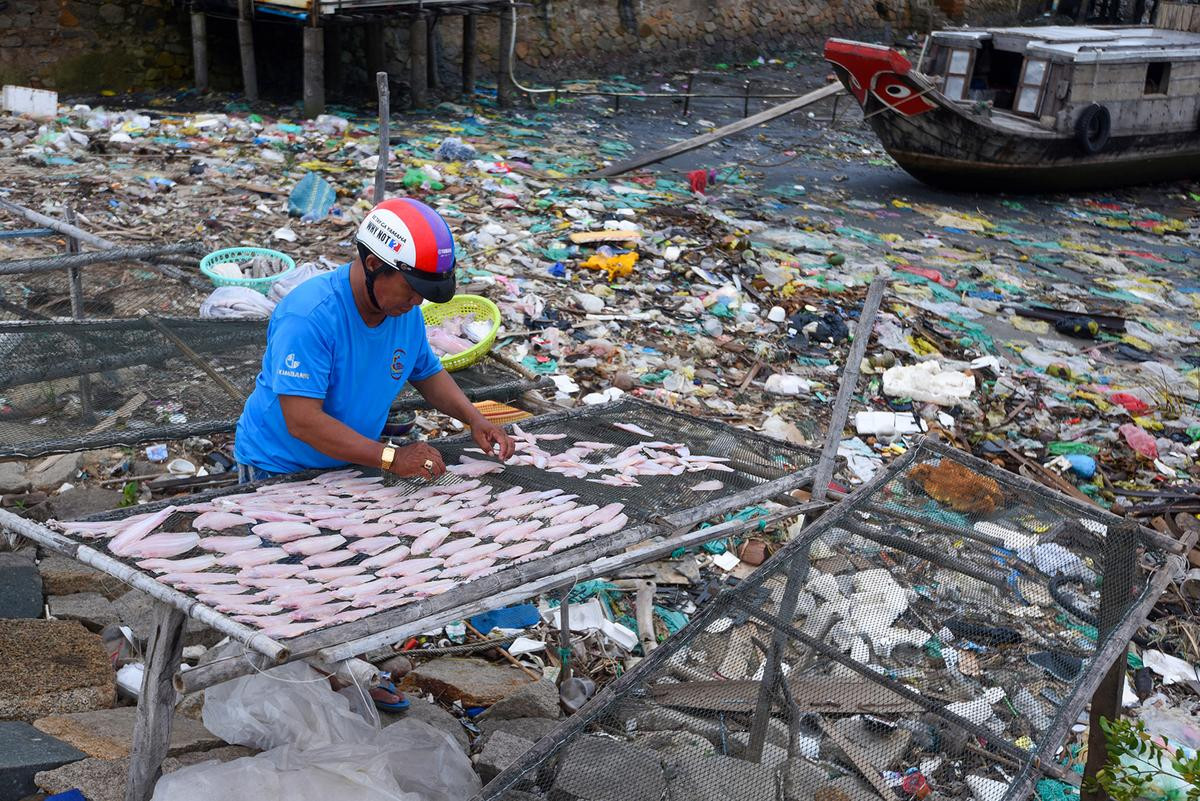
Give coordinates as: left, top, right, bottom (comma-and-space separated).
1087, 717, 1200, 801
120, 481, 139, 508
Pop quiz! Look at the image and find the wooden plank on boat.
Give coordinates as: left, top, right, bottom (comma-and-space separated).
589, 82, 843, 177
648, 677, 922, 714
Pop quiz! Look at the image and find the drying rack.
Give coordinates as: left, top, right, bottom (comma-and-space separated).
0, 397, 818, 801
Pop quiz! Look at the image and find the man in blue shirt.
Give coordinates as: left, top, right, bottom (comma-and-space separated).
235, 198, 513, 481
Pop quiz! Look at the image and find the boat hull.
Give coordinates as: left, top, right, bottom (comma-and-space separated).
824, 38, 1200, 192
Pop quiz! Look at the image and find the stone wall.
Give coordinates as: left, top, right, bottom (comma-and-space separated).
1, 0, 1033, 95
0, 0, 194, 92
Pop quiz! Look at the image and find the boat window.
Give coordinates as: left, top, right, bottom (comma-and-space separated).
1015, 58, 1049, 115
944, 48, 972, 100
1145, 62, 1171, 95
964, 44, 1024, 110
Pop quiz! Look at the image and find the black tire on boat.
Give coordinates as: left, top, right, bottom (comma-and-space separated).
1075, 104, 1111, 155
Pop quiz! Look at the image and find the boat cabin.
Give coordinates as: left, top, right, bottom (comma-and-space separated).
918, 26, 1200, 136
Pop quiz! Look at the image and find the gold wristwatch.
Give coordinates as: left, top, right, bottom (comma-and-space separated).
380, 443, 397, 473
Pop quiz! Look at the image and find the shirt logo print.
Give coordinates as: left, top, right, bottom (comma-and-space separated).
285, 353, 300, 369
390, 348, 406, 380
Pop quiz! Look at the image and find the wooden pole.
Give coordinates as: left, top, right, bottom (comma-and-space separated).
426, 15, 441, 93
124, 604, 186, 801
592, 82, 843, 177
190, 12, 209, 92
556, 587, 572, 685
635, 580, 657, 654
810, 276, 887, 502
237, 0, 259, 102
302, 23, 326, 118
138, 311, 247, 403
408, 15, 428, 109
463, 620, 540, 681
374, 71, 390, 204
497, 4, 515, 109
1082, 524, 1140, 801
462, 13, 477, 97
64, 208, 93, 423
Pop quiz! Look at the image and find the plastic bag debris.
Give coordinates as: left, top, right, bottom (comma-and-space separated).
200, 286, 277, 319
161, 660, 480, 801
882, 361, 975, 406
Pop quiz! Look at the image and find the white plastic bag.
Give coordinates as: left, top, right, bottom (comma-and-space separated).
156, 661, 480, 801
268, 261, 332, 303
881, 361, 974, 406
199, 286, 276, 319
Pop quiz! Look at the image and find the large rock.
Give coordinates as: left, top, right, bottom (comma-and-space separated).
28, 453, 82, 491
477, 716, 559, 744
661, 747, 775, 801
472, 729, 535, 784
33, 706, 222, 760
47, 592, 120, 632
47, 487, 124, 521
0, 620, 115, 721
112, 588, 221, 648
0, 552, 43, 619
0, 463, 29, 495
397, 657, 535, 707
38, 553, 121, 599
0, 721, 87, 801
35, 746, 256, 801
381, 699, 469, 754
478, 679, 560, 721
821, 717, 913, 771
551, 736, 665, 801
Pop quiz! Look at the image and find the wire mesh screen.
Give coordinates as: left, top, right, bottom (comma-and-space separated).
0, 316, 551, 457
476, 439, 1169, 801
54, 399, 815, 645
0, 318, 264, 457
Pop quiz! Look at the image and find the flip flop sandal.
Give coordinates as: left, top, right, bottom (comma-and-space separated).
370, 679, 410, 712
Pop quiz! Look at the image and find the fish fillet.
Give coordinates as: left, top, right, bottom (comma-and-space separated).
614, 422, 655, 437
494, 502, 546, 520
192, 511, 255, 531
491, 520, 545, 543
580, 502, 626, 527
197, 535, 261, 553
691, 480, 724, 492
282, 534, 346, 556
348, 536, 400, 555
431, 537, 480, 558
403, 579, 455, 597
450, 516, 492, 534
109, 505, 177, 555
388, 570, 441, 588
380, 558, 443, 578
493, 540, 542, 559
136, 554, 216, 573
158, 571, 238, 586
252, 521, 321, 543
240, 563, 307, 579
391, 521, 440, 537
583, 513, 628, 539
341, 522, 391, 539
359, 546, 412, 570
526, 522, 580, 542
217, 548, 287, 568
440, 557, 498, 578
301, 550, 355, 567
409, 526, 452, 555
289, 603, 350, 621
550, 504, 599, 525
302, 566, 364, 581
443, 542, 503, 566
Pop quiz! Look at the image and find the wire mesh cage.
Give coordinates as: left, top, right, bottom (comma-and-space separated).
55, 398, 815, 647
475, 438, 1172, 801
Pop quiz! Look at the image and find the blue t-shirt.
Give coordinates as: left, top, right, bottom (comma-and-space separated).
234, 263, 443, 473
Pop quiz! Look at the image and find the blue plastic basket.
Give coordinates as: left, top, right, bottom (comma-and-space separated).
199, 247, 296, 295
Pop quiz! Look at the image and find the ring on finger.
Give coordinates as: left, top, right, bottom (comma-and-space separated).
423, 458, 435, 477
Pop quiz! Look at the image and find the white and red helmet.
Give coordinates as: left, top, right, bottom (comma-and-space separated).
355, 197, 456, 303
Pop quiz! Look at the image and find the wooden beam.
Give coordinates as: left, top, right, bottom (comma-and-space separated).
138, 311, 246, 404
497, 3, 514, 108
811, 276, 887, 502
190, 12, 208, 92
375, 71, 390, 203
591, 82, 843, 177
462, 13, 477, 97
302, 25, 326, 118
409, 15, 428, 109
124, 603, 186, 801
237, 0, 259, 102
426, 15, 441, 92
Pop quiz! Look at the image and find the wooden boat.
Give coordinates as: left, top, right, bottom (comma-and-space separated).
824, 25, 1200, 191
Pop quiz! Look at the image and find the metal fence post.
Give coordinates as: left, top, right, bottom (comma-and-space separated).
64, 208, 93, 422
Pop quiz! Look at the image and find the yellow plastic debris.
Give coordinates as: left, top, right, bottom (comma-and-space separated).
580, 252, 638, 279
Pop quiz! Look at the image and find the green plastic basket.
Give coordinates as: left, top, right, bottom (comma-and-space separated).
199, 247, 297, 295
422, 294, 502, 372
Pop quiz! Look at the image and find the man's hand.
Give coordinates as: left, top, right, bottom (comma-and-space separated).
471, 417, 515, 461
389, 443, 446, 480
